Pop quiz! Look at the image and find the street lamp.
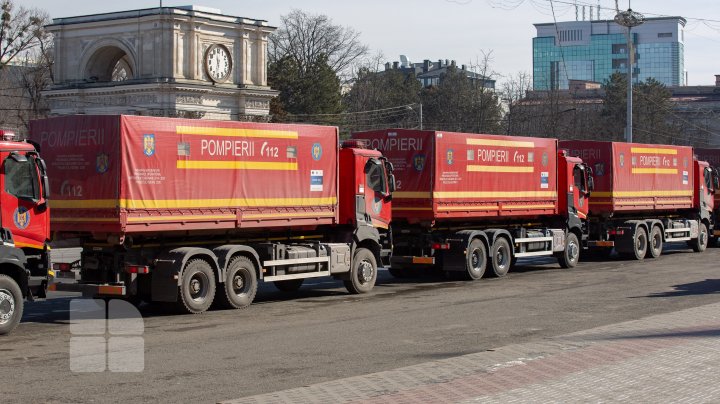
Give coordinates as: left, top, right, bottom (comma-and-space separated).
406, 103, 423, 130
614, 5, 644, 143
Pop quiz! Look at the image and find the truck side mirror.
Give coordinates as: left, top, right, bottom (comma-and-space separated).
587, 175, 595, 193
714, 170, 720, 191
388, 174, 396, 194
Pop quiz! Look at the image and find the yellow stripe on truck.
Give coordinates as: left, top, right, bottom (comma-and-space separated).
52, 197, 338, 209
52, 199, 119, 209
630, 147, 678, 155
177, 160, 298, 170
176, 126, 298, 139
467, 165, 534, 173
466, 138, 535, 148
591, 190, 692, 197
434, 191, 557, 199
392, 192, 433, 199
631, 168, 678, 175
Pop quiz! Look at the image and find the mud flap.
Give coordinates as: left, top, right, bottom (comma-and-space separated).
614, 222, 641, 254
151, 259, 179, 302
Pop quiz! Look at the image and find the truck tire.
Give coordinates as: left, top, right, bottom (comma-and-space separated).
344, 248, 377, 294
274, 279, 304, 292
0, 274, 23, 335
557, 232, 580, 269
178, 259, 216, 314
646, 226, 663, 258
622, 227, 647, 260
463, 239, 487, 280
216, 256, 257, 309
690, 223, 709, 253
489, 237, 512, 277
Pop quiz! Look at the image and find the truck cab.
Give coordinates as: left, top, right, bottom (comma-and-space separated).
694, 159, 717, 237
0, 131, 51, 334
339, 140, 394, 267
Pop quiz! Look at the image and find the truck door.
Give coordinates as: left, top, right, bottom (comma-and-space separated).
703, 166, 715, 212
572, 163, 591, 219
1, 152, 48, 249
364, 157, 392, 229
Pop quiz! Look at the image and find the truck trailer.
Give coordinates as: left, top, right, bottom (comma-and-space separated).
34, 115, 394, 313
561, 140, 716, 259
352, 129, 592, 280
694, 148, 720, 244
0, 131, 51, 334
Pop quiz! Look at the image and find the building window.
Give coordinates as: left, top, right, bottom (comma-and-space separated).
612, 44, 627, 54
558, 29, 582, 43
658, 32, 673, 38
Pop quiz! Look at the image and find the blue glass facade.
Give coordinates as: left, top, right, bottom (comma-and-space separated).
533, 18, 685, 90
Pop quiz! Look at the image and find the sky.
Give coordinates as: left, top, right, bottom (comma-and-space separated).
23, 0, 720, 86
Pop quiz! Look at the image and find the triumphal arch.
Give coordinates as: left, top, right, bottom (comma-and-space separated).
44, 5, 277, 120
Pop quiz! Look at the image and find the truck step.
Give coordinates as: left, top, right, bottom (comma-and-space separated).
665, 237, 691, 242
264, 257, 330, 266
514, 251, 553, 258
264, 271, 331, 282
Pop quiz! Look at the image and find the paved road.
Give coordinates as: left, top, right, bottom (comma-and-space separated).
4, 246, 720, 403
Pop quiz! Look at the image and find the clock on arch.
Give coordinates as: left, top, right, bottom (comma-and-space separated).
204, 44, 232, 83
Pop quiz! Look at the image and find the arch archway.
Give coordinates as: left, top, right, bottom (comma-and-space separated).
82, 41, 137, 82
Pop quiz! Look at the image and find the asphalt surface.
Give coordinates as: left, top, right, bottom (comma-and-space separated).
4, 245, 720, 403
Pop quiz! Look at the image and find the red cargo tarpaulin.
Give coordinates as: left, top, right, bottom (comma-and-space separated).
560, 140, 694, 214
30, 115, 339, 236
353, 129, 559, 224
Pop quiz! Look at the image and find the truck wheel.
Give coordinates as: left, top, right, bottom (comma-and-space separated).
646, 226, 663, 258
216, 256, 257, 309
344, 248, 377, 294
178, 259, 216, 314
558, 232, 580, 269
463, 239, 487, 280
489, 237, 512, 277
0, 274, 23, 335
623, 227, 647, 260
274, 279, 304, 292
691, 223, 709, 253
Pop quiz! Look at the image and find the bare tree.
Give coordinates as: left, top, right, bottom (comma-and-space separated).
0, 0, 49, 69
270, 9, 368, 78
0, 1, 52, 133
498, 71, 532, 134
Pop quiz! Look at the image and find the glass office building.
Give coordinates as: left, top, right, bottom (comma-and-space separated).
533, 17, 685, 90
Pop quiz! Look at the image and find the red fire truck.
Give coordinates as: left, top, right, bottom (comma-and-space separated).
352, 129, 593, 279
33, 115, 393, 314
562, 141, 717, 258
0, 130, 51, 335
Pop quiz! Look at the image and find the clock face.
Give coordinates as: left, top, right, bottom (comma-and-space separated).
205, 44, 232, 82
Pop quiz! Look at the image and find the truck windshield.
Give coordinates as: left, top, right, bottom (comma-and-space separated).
365, 159, 387, 195
573, 165, 585, 193
5, 156, 38, 200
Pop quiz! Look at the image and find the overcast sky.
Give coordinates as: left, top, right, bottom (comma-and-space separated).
24, 0, 720, 86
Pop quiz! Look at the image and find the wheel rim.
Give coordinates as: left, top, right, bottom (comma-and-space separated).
637, 232, 647, 254
471, 248, 483, 272
189, 272, 209, 302
0, 289, 15, 325
700, 229, 708, 247
231, 269, 247, 296
495, 245, 509, 270
568, 240, 579, 263
652, 231, 662, 251
358, 260, 374, 284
